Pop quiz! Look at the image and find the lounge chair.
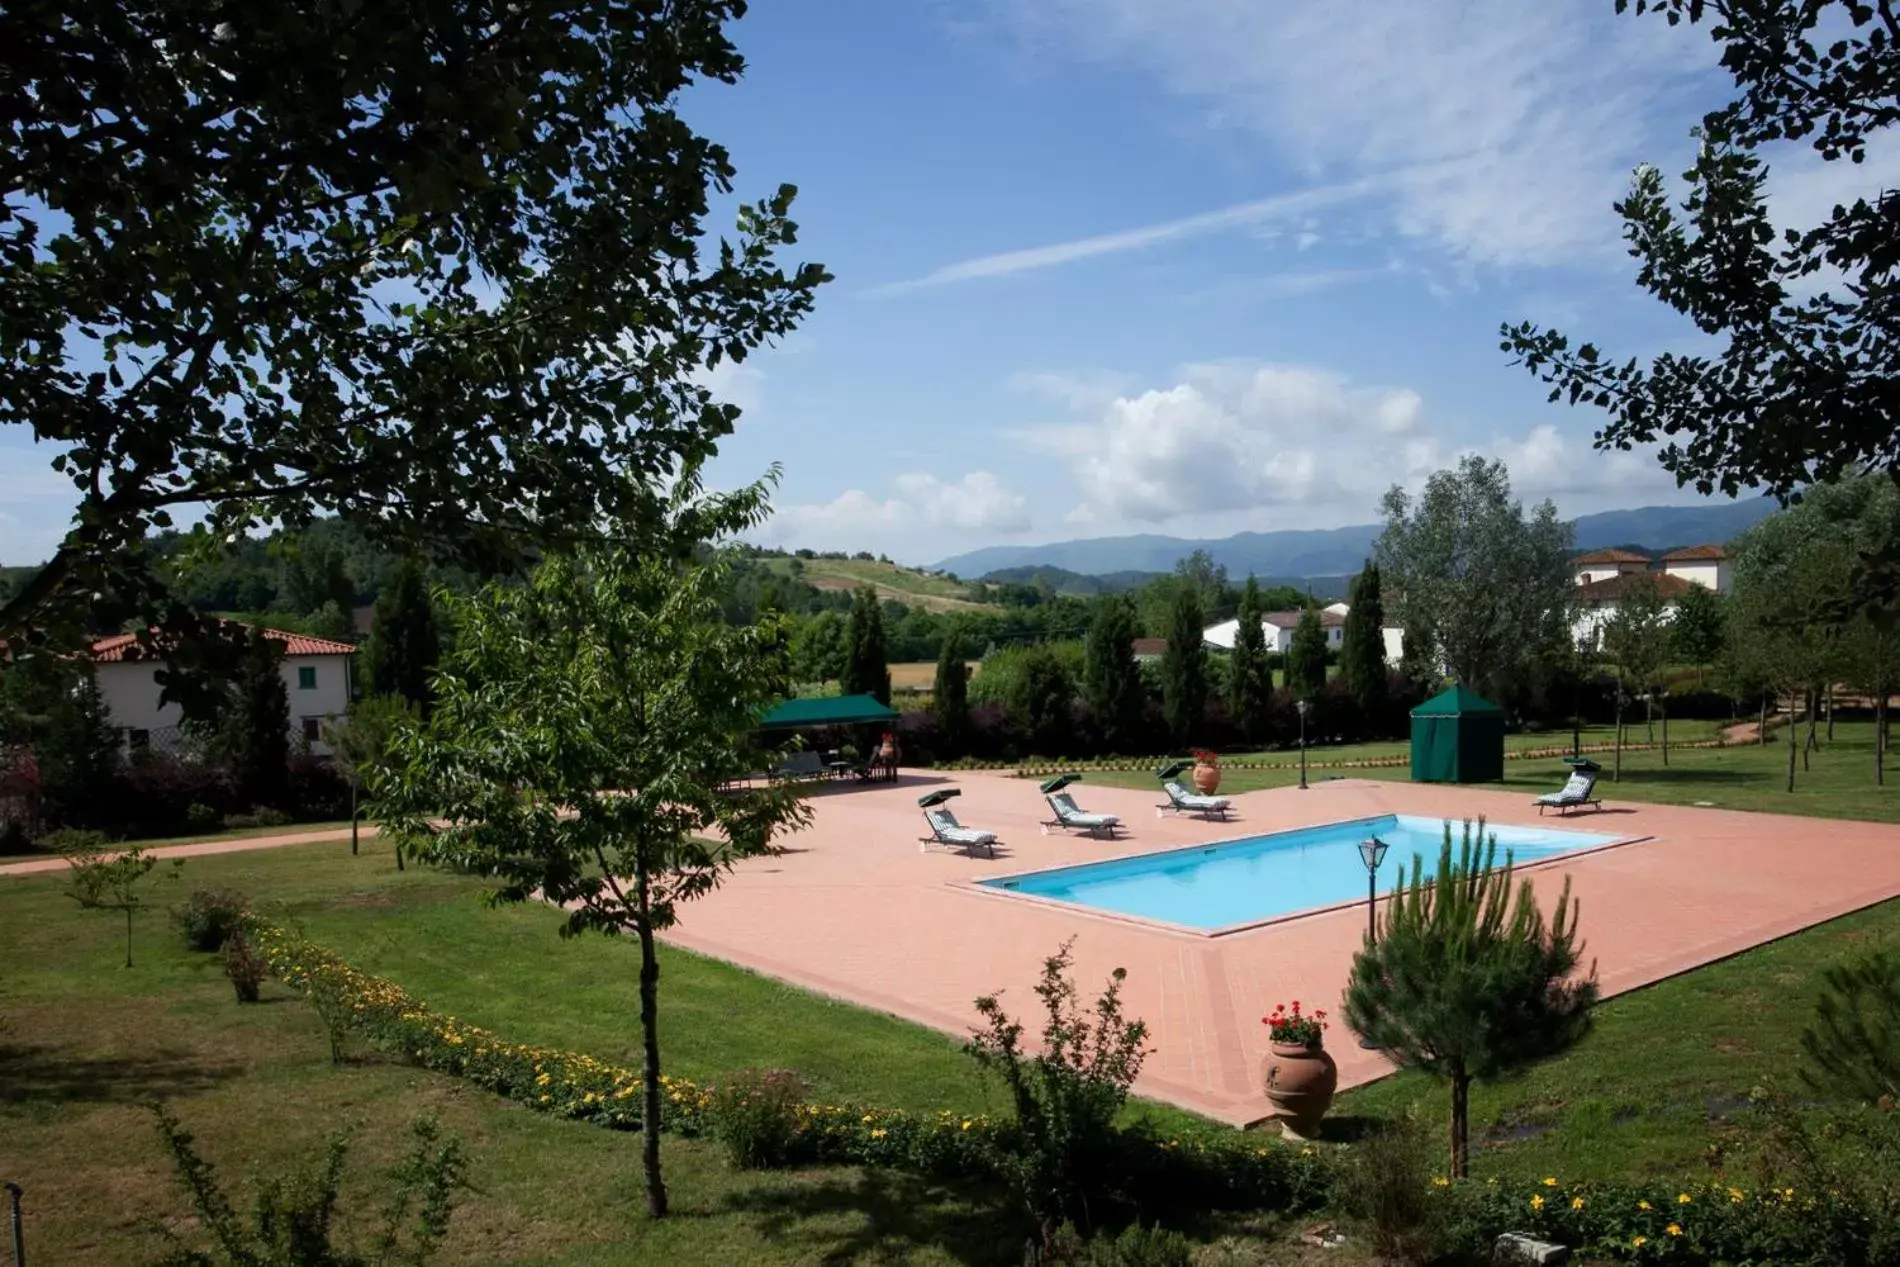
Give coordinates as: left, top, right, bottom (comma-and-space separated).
1158, 779, 1233, 820
920, 807, 997, 858
1042, 791, 1122, 838
1535, 769, 1601, 816
770, 750, 826, 783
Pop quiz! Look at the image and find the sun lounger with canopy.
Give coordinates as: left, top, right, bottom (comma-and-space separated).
1038, 774, 1122, 838
1154, 760, 1233, 820
917, 788, 997, 857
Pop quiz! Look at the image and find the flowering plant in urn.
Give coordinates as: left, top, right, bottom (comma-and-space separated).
1264, 1001, 1327, 1048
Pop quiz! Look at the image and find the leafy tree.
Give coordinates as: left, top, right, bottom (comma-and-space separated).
1173, 549, 1229, 616
933, 627, 971, 757
1227, 577, 1272, 743
789, 610, 848, 686
1083, 596, 1145, 751
1670, 582, 1728, 688
0, 1, 828, 649
370, 483, 809, 1218
323, 695, 418, 862
66, 842, 180, 968
280, 539, 357, 623
366, 558, 442, 713
1340, 562, 1389, 722
1375, 457, 1574, 703
1160, 587, 1208, 747
36, 666, 120, 826
1344, 820, 1597, 1178
305, 601, 356, 645
193, 630, 292, 809
1006, 646, 1076, 758
1286, 606, 1329, 700
1601, 574, 1672, 773
841, 586, 892, 706
1801, 949, 1900, 1105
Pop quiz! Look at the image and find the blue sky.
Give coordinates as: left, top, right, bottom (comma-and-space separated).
7, 1, 1896, 568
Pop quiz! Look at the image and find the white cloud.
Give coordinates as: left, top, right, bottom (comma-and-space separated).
691, 356, 766, 417
761, 471, 1033, 556
978, 0, 1721, 270
1009, 360, 1696, 534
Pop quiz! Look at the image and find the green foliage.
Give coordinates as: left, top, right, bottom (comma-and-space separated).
220, 930, 268, 1004
1159, 588, 1207, 747
1670, 582, 1728, 681
1800, 949, 1900, 1104
709, 1068, 813, 1169
1286, 606, 1328, 699
1344, 819, 1598, 1177
1376, 457, 1574, 702
174, 888, 253, 953
189, 630, 292, 809
968, 940, 1152, 1247
65, 841, 179, 968
1340, 562, 1389, 717
1008, 646, 1078, 757
366, 558, 441, 713
151, 1105, 464, 1267
842, 585, 892, 705
0, 0, 827, 648
1046, 1221, 1194, 1267
933, 627, 972, 755
1227, 578, 1271, 743
369, 478, 811, 1218
35, 667, 120, 825
1084, 596, 1145, 751
1334, 1111, 1437, 1266
789, 609, 848, 685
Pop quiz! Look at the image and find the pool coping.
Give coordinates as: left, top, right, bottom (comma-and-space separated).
951, 810, 1655, 939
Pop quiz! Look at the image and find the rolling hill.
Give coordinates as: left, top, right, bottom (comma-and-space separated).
760, 556, 999, 613
932, 499, 1777, 580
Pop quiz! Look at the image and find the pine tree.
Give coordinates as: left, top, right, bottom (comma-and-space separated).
38, 666, 121, 825
1799, 948, 1900, 1104
208, 631, 292, 809
1083, 595, 1143, 752
1160, 587, 1207, 747
1287, 606, 1329, 699
1228, 577, 1270, 743
1340, 563, 1389, 722
842, 586, 891, 705
933, 627, 970, 756
1344, 820, 1597, 1178
367, 558, 441, 713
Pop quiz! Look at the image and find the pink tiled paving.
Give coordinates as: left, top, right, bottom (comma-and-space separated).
662, 770, 1900, 1126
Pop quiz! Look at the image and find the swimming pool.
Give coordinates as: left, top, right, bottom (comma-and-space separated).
978, 814, 1623, 933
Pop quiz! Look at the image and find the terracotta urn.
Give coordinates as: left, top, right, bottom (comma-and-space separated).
1191, 761, 1221, 794
1263, 1040, 1337, 1141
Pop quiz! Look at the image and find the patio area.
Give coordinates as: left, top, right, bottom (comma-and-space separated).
663, 769, 1900, 1127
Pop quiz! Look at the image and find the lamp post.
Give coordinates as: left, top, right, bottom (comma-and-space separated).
1295, 697, 1310, 790
1358, 836, 1389, 945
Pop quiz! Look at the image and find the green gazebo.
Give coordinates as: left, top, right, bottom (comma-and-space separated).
1409, 684, 1505, 784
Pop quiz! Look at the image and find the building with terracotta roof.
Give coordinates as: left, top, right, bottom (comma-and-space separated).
1660, 544, 1731, 593
90, 624, 357, 755
1572, 547, 1655, 586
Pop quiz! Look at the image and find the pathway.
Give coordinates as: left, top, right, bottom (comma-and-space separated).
0, 823, 376, 878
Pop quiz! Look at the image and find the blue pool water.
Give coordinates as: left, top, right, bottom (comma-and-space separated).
980, 814, 1620, 931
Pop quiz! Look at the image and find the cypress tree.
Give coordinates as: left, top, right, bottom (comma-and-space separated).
209, 631, 291, 808
1006, 645, 1075, 757
1340, 562, 1389, 720
933, 627, 970, 756
38, 665, 120, 825
1228, 576, 1270, 743
1083, 595, 1143, 752
367, 558, 441, 713
1161, 587, 1208, 747
1287, 605, 1329, 699
842, 586, 891, 705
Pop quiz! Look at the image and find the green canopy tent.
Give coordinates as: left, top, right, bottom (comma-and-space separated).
759, 694, 900, 730
1409, 684, 1505, 784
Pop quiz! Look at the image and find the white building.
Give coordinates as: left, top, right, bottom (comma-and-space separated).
92, 625, 357, 754
1203, 609, 1346, 654
1660, 544, 1731, 593
1568, 543, 1730, 648
1572, 548, 1654, 586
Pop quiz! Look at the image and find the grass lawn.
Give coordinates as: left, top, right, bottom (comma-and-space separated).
1087, 722, 1897, 824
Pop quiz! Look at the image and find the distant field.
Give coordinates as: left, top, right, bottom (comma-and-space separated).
766, 556, 999, 613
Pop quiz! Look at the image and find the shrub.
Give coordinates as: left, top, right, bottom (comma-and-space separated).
220, 812, 260, 831
1335, 1111, 1437, 1265
1800, 948, 1900, 1103
39, 826, 112, 857
969, 939, 1151, 1248
253, 806, 293, 828
174, 888, 252, 952
220, 931, 268, 1003
709, 1068, 812, 1168
151, 1105, 464, 1265
1073, 1222, 1195, 1266
185, 801, 220, 831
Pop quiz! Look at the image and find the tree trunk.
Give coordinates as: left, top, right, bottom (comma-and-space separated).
349, 779, 359, 856
124, 905, 134, 969
1613, 700, 1623, 783
1787, 690, 1799, 793
1826, 683, 1836, 742
1758, 697, 1768, 746
636, 870, 669, 1219
1878, 691, 1887, 788
1449, 1068, 1471, 1180
1660, 701, 1668, 766
1644, 692, 1654, 746
1804, 688, 1817, 772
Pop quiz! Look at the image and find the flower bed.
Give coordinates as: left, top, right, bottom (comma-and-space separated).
252, 925, 1329, 1210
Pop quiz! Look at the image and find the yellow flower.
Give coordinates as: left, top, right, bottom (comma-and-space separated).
960, 1119, 972, 1131
1666, 1224, 1682, 1237
1632, 1236, 1647, 1248
1677, 1192, 1693, 1205
1728, 1186, 1744, 1204
862, 1114, 875, 1123
1638, 1200, 1652, 1211
1432, 1177, 1451, 1188
1542, 1177, 1557, 1187
1530, 1195, 1545, 1211
869, 1128, 888, 1139
1571, 1197, 1585, 1210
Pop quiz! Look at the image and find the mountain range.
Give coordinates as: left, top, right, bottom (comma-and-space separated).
932, 499, 1778, 581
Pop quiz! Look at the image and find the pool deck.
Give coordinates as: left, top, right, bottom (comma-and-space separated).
663, 770, 1900, 1128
